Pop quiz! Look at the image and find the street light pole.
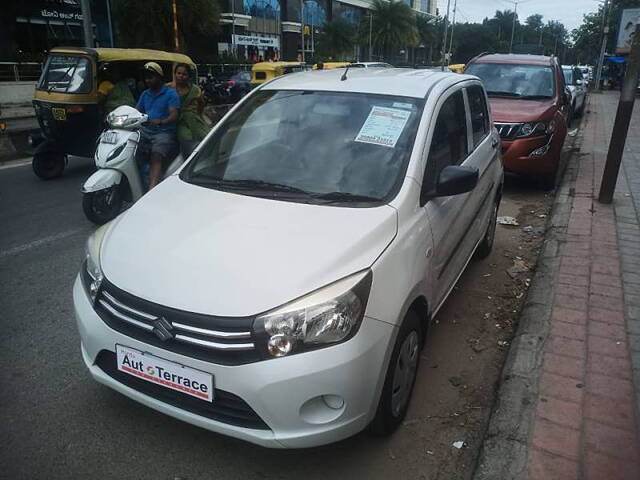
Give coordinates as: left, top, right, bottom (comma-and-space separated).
509, 1, 518, 53
448, 0, 457, 61
80, 0, 93, 47
171, 0, 180, 51
440, 0, 451, 70
300, 0, 305, 63
595, 0, 609, 91
369, 12, 373, 61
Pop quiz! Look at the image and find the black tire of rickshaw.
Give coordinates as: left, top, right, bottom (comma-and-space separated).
32, 152, 66, 180
82, 186, 123, 225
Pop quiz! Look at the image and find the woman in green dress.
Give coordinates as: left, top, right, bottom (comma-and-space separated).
169, 63, 210, 143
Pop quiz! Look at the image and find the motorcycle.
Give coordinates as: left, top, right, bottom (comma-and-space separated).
81, 105, 193, 225
200, 74, 232, 105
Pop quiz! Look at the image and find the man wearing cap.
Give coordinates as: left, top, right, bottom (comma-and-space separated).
136, 62, 180, 189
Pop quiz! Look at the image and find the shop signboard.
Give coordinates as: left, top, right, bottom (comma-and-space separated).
616, 8, 640, 54
233, 34, 279, 48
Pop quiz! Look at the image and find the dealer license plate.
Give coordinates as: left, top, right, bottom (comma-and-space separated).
116, 345, 214, 402
102, 131, 118, 144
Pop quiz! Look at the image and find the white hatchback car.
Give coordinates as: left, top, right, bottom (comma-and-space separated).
74, 68, 503, 448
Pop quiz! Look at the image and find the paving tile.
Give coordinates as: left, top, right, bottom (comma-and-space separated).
531, 417, 580, 459
585, 451, 640, 480
585, 393, 637, 430
555, 294, 588, 312
591, 262, 621, 277
543, 352, 585, 380
589, 283, 623, 299
557, 284, 589, 299
588, 354, 632, 380
528, 448, 579, 480
548, 335, 586, 359
586, 372, 634, 400
550, 321, 586, 341
536, 396, 582, 429
589, 307, 625, 325
588, 320, 627, 340
552, 307, 587, 325
589, 294, 623, 312
558, 273, 589, 287
590, 272, 622, 288
585, 420, 640, 461
539, 371, 585, 403
588, 335, 629, 359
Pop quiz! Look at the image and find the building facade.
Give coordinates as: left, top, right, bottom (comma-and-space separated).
219, 0, 438, 62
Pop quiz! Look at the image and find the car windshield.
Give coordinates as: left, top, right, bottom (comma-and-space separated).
563, 69, 573, 85
180, 90, 423, 205
465, 63, 555, 99
38, 55, 92, 94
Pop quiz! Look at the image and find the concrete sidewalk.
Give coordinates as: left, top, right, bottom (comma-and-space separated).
474, 91, 640, 479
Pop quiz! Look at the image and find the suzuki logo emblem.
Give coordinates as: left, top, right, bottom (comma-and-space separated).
152, 317, 174, 341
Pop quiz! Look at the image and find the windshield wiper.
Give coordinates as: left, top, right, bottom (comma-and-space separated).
190, 176, 311, 195
519, 95, 552, 100
311, 191, 381, 203
487, 91, 522, 97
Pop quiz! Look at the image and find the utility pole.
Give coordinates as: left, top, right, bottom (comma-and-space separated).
171, 0, 180, 51
595, 0, 609, 91
369, 12, 373, 61
300, 0, 305, 63
230, 0, 236, 55
598, 24, 640, 204
440, 0, 451, 70
80, 0, 93, 47
448, 0, 457, 61
509, 2, 518, 53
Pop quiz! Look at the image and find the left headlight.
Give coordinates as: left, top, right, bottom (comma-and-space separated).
253, 270, 373, 358
517, 122, 550, 138
83, 224, 110, 303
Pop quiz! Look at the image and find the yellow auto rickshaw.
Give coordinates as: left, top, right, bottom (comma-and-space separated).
31, 47, 196, 179
448, 63, 466, 74
312, 62, 351, 70
250, 61, 308, 88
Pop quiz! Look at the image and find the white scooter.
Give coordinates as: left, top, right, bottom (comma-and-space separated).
82, 105, 192, 225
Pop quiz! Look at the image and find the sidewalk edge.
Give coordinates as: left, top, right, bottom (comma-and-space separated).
472, 134, 582, 479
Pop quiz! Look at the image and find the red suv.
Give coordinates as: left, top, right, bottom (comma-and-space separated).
465, 54, 569, 188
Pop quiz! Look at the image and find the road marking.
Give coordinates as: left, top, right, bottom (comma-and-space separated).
0, 158, 31, 170
0, 227, 90, 259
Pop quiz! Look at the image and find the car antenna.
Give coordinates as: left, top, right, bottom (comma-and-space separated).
341, 65, 351, 81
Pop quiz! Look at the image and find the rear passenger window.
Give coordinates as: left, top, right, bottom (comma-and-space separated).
467, 85, 490, 148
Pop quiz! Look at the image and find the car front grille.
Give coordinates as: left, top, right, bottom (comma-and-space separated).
495, 122, 523, 140
94, 350, 270, 430
93, 278, 262, 366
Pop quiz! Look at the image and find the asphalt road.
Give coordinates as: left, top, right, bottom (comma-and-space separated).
0, 157, 552, 480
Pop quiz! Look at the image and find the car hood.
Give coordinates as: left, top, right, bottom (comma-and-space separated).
488, 97, 557, 123
101, 176, 398, 317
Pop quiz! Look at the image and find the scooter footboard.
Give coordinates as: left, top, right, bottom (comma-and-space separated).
82, 168, 123, 193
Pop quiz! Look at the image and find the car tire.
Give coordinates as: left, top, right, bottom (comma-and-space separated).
82, 186, 123, 225
369, 310, 422, 436
475, 197, 499, 259
32, 152, 65, 180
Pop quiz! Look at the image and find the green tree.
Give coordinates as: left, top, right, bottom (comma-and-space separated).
526, 14, 544, 30
415, 14, 441, 64
369, 0, 419, 62
111, 0, 221, 58
317, 19, 357, 60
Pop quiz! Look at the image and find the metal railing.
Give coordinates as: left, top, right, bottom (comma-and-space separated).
0, 62, 42, 82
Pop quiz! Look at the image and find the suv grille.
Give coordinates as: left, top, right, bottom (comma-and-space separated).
95, 350, 270, 430
495, 122, 523, 140
93, 278, 262, 365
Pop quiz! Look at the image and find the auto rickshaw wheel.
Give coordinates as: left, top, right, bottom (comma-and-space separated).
82, 186, 123, 225
32, 152, 66, 180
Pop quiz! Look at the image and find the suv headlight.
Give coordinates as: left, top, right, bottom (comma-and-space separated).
83, 224, 110, 303
253, 270, 372, 358
517, 121, 552, 138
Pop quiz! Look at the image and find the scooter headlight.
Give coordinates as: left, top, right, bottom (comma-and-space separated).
107, 113, 138, 129
254, 270, 372, 358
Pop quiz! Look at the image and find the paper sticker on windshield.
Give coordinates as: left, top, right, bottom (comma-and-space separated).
355, 106, 411, 148
392, 102, 414, 110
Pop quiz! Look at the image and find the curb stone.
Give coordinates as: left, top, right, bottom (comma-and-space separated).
472, 127, 583, 480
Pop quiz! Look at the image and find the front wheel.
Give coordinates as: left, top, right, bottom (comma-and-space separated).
82, 186, 123, 225
32, 152, 65, 180
369, 311, 421, 436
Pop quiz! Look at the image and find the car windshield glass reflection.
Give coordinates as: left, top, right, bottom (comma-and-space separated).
563, 69, 573, 85
466, 63, 555, 99
181, 90, 423, 205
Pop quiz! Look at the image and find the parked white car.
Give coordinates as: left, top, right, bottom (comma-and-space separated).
73, 68, 503, 448
563, 65, 588, 118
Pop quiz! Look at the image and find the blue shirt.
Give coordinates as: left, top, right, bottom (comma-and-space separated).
136, 85, 180, 132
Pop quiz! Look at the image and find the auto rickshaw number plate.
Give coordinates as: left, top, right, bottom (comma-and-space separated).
52, 108, 67, 121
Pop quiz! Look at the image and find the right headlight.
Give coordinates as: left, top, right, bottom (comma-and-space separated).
82, 223, 110, 303
253, 270, 372, 358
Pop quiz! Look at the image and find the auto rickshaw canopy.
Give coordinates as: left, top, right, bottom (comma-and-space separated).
48, 47, 196, 68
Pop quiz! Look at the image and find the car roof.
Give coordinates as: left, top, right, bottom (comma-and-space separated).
472, 54, 554, 66
262, 68, 477, 99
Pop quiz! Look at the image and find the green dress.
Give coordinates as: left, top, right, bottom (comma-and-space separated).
175, 84, 210, 142
104, 80, 135, 114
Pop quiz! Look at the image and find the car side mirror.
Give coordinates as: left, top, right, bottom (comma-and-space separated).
575, 79, 583, 86
435, 165, 479, 197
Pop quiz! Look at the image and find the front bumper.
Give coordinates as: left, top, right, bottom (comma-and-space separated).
73, 276, 396, 448
501, 134, 561, 176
